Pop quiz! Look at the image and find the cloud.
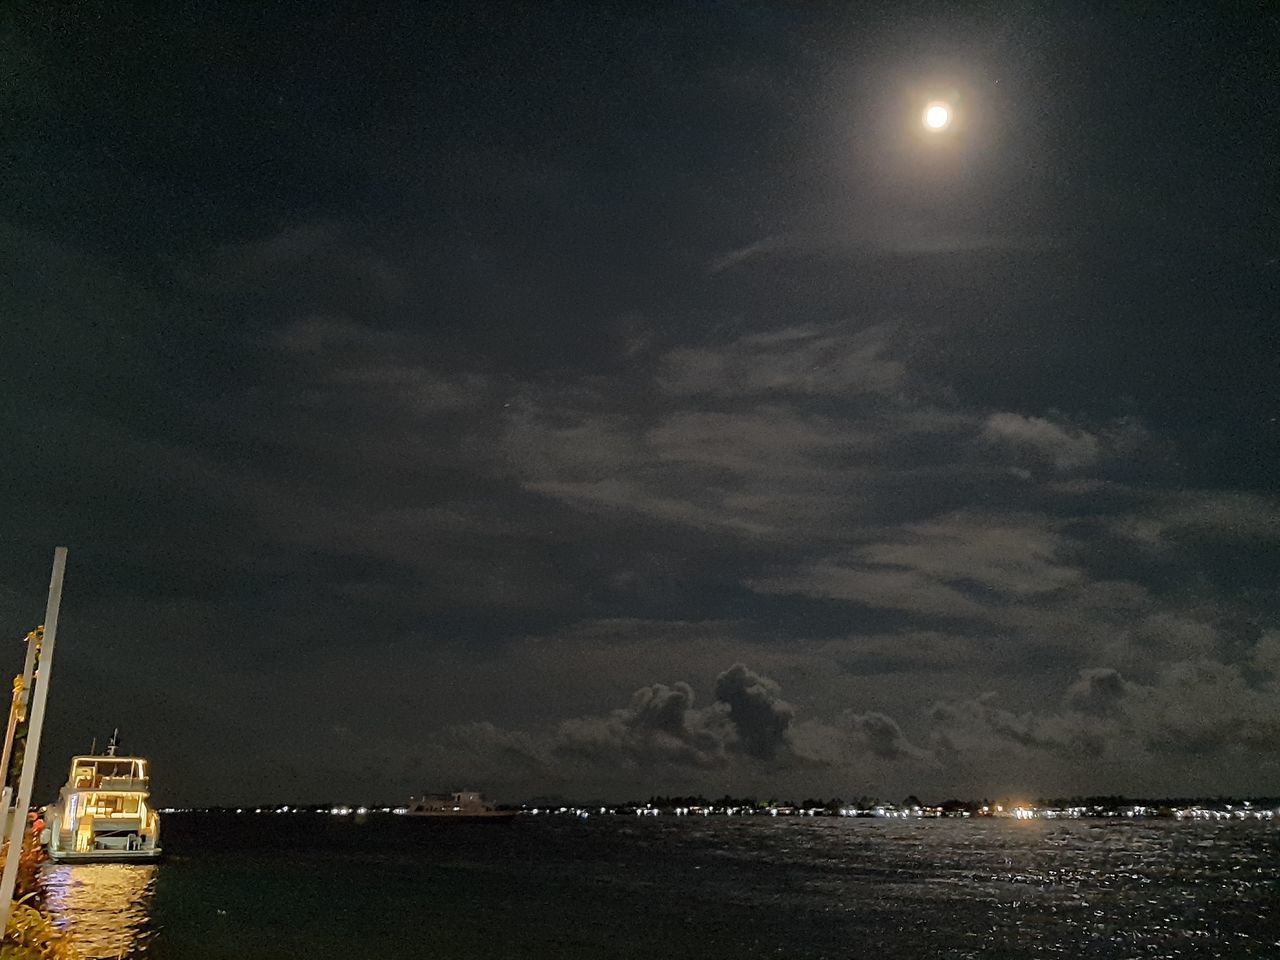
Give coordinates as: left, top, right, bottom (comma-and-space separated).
501, 394, 641, 483
1110, 613, 1221, 665
648, 407, 871, 477
500, 382, 882, 539
1253, 630, 1280, 673
982, 413, 1101, 471
708, 227, 1064, 274
713, 663, 795, 761
13, 232, 1264, 797
527, 478, 778, 537
113, 298, 1280, 796
554, 663, 813, 769
422, 659, 939, 793
275, 316, 493, 417
555, 681, 731, 769
1062, 668, 1129, 716
275, 315, 402, 355
859, 515, 1085, 596
658, 325, 904, 399
207, 222, 411, 306
749, 512, 1088, 627
930, 651, 1280, 770
928, 693, 1065, 756
751, 564, 989, 621
1155, 491, 1280, 543
708, 234, 795, 274
1130, 660, 1280, 756
843, 711, 929, 761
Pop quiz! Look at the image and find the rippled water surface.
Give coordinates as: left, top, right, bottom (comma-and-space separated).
38, 814, 1280, 958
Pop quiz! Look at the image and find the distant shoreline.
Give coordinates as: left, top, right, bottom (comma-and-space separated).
156, 798, 1280, 822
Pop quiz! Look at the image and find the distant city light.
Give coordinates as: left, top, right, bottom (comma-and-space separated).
152, 800, 1280, 821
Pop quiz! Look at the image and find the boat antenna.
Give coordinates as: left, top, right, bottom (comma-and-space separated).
106, 728, 119, 757
89, 736, 97, 755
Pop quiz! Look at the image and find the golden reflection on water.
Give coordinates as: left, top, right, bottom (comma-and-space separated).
40, 862, 157, 959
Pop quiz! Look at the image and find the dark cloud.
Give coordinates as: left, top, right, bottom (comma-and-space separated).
713, 663, 796, 761
427, 661, 942, 795
843, 711, 927, 761
927, 650, 1280, 787
551, 663, 811, 771
928, 693, 1061, 755
1062, 668, 1129, 716
555, 681, 730, 770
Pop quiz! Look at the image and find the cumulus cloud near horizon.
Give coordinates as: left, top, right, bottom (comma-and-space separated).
552, 663, 812, 769
926, 633, 1280, 780
424, 662, 935, 790
419, 628, 1280, 800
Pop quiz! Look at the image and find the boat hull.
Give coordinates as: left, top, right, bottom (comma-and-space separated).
47, 847, 162, 863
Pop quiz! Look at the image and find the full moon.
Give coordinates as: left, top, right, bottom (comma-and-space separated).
923, 101, 952, 131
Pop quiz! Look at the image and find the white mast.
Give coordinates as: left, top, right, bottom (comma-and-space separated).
0, 547, 67, 930
0, 628, 41, 808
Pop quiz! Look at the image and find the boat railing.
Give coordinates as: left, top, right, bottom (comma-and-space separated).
101, 776, 147, 789
72, 776, 149, 791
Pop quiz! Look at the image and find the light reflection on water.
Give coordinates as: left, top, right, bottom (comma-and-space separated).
40, 862, 157, 959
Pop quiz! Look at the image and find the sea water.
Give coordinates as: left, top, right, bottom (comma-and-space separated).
38, 813, 1280, 958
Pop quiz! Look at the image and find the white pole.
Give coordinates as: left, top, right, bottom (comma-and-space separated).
0, 547, 67, 930
0, 628, 43, 817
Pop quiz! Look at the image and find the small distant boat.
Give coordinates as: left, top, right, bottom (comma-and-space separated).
43, 731, 161, 862
405, 791, 515, 820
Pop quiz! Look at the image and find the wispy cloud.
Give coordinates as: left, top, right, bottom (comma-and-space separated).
709, 226, 1065, 274
982, 412, 1100, 471
658, 324, 905, 399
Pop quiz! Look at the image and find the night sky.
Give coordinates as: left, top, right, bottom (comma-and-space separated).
2, 3, 1277, 805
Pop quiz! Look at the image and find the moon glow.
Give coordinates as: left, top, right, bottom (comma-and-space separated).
923, 102, 952, 131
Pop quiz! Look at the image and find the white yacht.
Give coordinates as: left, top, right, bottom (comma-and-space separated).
405, 791, 515, 819
43, 733, 161, 861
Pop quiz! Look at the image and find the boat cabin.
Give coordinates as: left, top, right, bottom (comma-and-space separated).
57, 754, 158, 855
70, 755, 149, 791
410, 791, 483, 813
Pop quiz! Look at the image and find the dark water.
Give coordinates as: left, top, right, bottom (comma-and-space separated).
38, 814, 1280, 959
